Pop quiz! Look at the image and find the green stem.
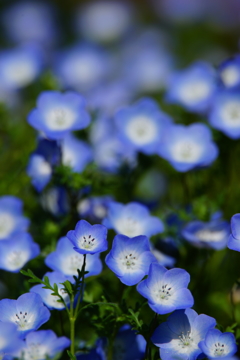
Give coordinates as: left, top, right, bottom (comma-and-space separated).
144, 313, 158, 360
75, 254, 87, 317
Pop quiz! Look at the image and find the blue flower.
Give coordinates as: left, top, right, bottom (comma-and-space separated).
199, 329, 237, 359
166, 62, 216, 113
114, 98, 172, 155
0, 293, 51, 338
54, 44, 111, 92
137, 263, 193, 314
27, 154, 52, 192
22, 330, 70, 359
208, 90, 240, 139
67, 220, 108, 255
0, 196, 29, 241
0, 233, 40, 272
40, 186, 70, 217
0, 44, 43, 90
152, 308, 216, 360
103, 201, 164, 238
30, 271, 72, 310
151, 248, 176, 268
27, 91, 90, 140
62, 133, 93, 173
228, 213, 240, 252
182, 216, 230, 250
0, 322, 24, 357
77, 195, 113, 222
45, 237, 102, 278
157, 123, 218, 172
218, 56, 240, 89
105, 234, 157, 286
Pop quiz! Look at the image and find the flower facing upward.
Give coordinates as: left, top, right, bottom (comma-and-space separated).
137, 263, 194, 314
105, 234, 157, 286
67, 219, 108, 255
199, 329, 237, 359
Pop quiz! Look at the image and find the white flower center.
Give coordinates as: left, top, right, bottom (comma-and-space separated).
46, 287, 69, 309
93, 204, 107, 219
121, 253, 138, 270
114, 217, 144, 237
179, 81, 211, 104
5, 59, 37, 88
33, 155, 51, 176
221, 100, 240, 126
126, 116, 157, 145
155, 284, 172, 300
14, 310, 35, 330
65, 254, 84, 275
221, 66, 240, 87
214, 342, 225, 356
0, 213, 15, 240
23, 342, 48, 360
6, 250, 29, 270
178, 331, 193, 348
46, 107, 76, 130
171, 141, 202, 163
79, 234, 97, 250
195, 229, 226, 242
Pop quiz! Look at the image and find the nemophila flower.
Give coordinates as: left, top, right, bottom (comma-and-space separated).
218, 56, 240, 89
152, 308, 216, 360
2, 1, 57, 46
199, 329, 237, 359
0, 196, 29, 241
228, 213, 240, 252
105, 234, 157, 286
21, 330, 70, 360
0, 293, 51, 338
157, 123, 218, 172
137, 263, 193, 314
114, 98, 172, 154
77, 196, 113, 222
166, 62, 216, 113
0, 233, 40, 272
62, 133, 93, 173
103, 201, 164, 238
27, 91, 90, 140
30, 271, 72, 310
0, 322, 24, 357
45, 237, 102, 278
182, 217, 230, 250
0, 45, 43, 90
151, 248, 176, 268
208, 90, 240, 139
67, 220, 108, 255
75, 1, 133, 43
55, 44, 111, 92
40, 187, 69, 217
77, 339, 106, 360
27, 154, 52, 192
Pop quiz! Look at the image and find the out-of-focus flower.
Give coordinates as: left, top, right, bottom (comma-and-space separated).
152, 308, 216, 360
62, 133, 93, 173
150, 248, 176, 268
228, 213, 240, 252
21, 330, 70, 360
0, 233, 40, 272
0, 196, 29, 241
40, 187, 69, 216
137, 263, 193, 314
103, 201, 164, 238
0, 322, 24, 357
166, 62, 216, 113
0, 293, 50, 338
45, 237, 102, 278
77, 196, 113, 222
30, 271, 72, 310
114, 98, 172, 155
218, 56, 240, 89
182, 216, 230, 250
105, 234, 157, 286
208, 90, 240, 139
199, 329, 237, 359
75, 1, 133, 43
67, 220, 108, 255
0, 45, 43, 90
55, 44, 111, 92
157, 123, 218, 172
27, 154, 52, 192
28, 91, 90, 140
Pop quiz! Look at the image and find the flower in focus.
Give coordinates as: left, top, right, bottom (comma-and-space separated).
166, 62, 216, 113
157, 123, 218, 172
137, 263, 193, 314
0, 293, 51, 338
152, 308, 216, 360
103, 201, 164, 238
67, 220, 108, 255
199, 329, 237, 359
114, 98, 172, 154
45, 237, 102, 278
27, 91, 90, 140
105, 234, 157, 286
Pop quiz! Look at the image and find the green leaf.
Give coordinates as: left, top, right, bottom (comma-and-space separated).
67, 350, 76, 360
